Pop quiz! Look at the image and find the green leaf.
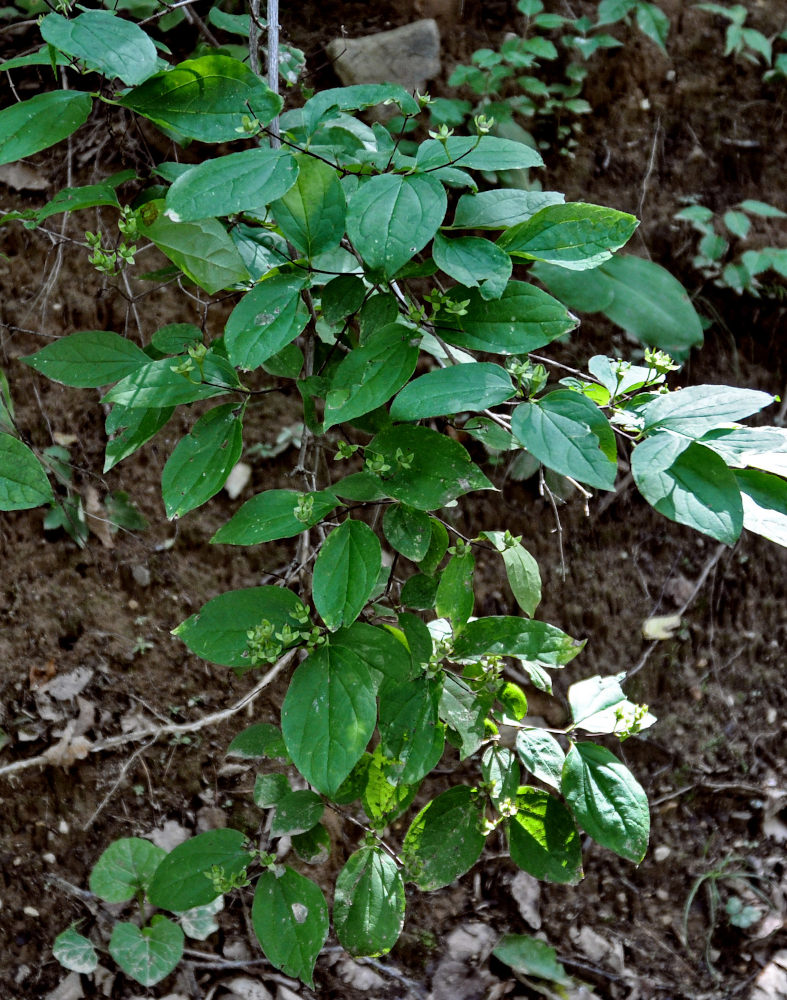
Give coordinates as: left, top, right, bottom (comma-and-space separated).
118, 55, 282, 142
739, 199, 787, 218
347, 173, 447, 278
173, 586, 302, 668
104, 405, 174, 471
212, 489, 340, 545
227, 723, 288, 760
271, 790, 324, 837
334, 848, 406, 958
271, 154, 346, 257
328, 622, 413, 690
512, 390, 617, 491
419, 518, 450, 574
439, 672, 489, 757
21, 181, 123, 227
53, 927, 99, 975
161, 403, 243, 519
369, 425, 493, 510
432, 232, 512, 300
137, 205, 249, 294
482, 530, 541, 617
0, 434, 53, 510
509, 787, 583, 884
451, 189, 565, 230
568, 673, 656, 734
320, 274, 367, 326
400, 573, 439, 610
452, 616, 583, 667
292, 824, 332, 864
596, 0, 638, 24
323, 323, 419, 431
89, 837, 166, 903
178, 898, 224, 941
632, 437, 743, 544
109, 917, 184, 987
361, 747, 418, 823
562, 742, 649, 862
379, 676, 445, 784
402, 785, 486, 891
481, 747, 520, 806
0, 91, 92, 166
498, 202, 638, 269
224, 273, 309, 370
253, 773, 291, 808
150, 323, 202, 355
312, 519, 381, 631
736, 469, 787, 547
165, 148, 298, 222
493, 934, 571, 985
382, 503, 432, 562
640, 385, 774, 437
723, 209, 750, 239
40, 11, 158, 85
435, 550, 475, 629
282, 645, 377, 796
515, 728, 565, 790
635, 1, 669, 51
302, 83, 419, 134
416, 135, 543, 172
251, 867, 328, 986
435, 281, 575, 355
24, 330, 149, 387
147, 829, 251, 911
390, 363, 514, 422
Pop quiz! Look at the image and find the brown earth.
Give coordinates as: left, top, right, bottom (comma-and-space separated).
1, 2, 787, 999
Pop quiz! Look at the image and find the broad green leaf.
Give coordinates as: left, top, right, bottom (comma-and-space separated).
736, 468, 787, 547
632, 437, 743, 544
323, 323, 419, 431
165, 148, 298, 222
419, 517, 450, 574
701, 425, 787, 476
161, 403, 243, 519
0, 91, 92, 166
493, 934, 571, 985
379, 676, 445, 784
104, 404, 174, 471
482, 530, 541, 617
227, 723, 288, 760
640, 385, 774, 437
512, 391, 617, 491
531, 259, 615, 313
723, 209, 750, 239
212, 489, 340, 545
271, 790, 324, 837
568, 673, 656, 734
292, 824, 332, 864
147, 829, 251, 911
0, 47, 70, 72
383, 503, 432, 562
312, 519, 381, 630
435, 550, 475, 629
432, 232, 512, 299
89, 837, 166, 903
271, 154, 346, 257
173, 586, 302, 667
40, 11, 158, 85
53, 927, 98, 975
302, 83, 420, 134
118, 55, 282, 142
332, 471, 388, 502
151, 323, 202, 355
347, 173, 447, 278
452, 616, 583, 667
739, 199, 787, 218
21, 181, 122, 227
509, 787, 583, 884
498, 203, 638, 270
402, 785, 486, 891
334, 848, 406, 958
451, 189, 565, 230
369, 425, 493, 510
390, 363, 514, 422
415, 135, 544, 172
515, 728, 565, 790
635, 1, 669, 51
24, 331, 148, 387
439, 672, 489, 758
596, 0, 638, 24
109, 917, 184, 987
224, 273, 309, 370
328, 622, 412, 689
281, 645, 377, 795
361, 747, 418, 823
400, 573, 439, 610
321, 274, 367, 326
435, 281, 575, 355
398, 612, 434, 670
137, 204, 249, 294
253, 773, 292, 808
0, 435, 53, 510
481, 747, 520, 806
562, 742, 649, 862
251, 867, 328, 986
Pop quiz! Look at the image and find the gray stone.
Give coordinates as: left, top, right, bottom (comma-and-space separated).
326, 20, 440, 95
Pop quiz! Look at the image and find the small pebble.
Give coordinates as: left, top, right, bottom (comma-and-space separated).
42, 853, 56, 864
131, 564, 151, 587
23, 906, 39, 917
654, 845, 671, 862
58, 820, 69, 834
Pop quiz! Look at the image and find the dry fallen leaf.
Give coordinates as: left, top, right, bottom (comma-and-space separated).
224, 461, 252, 499
642, 614, 682, 640
85, 486, 115, 549
0, 162, 49, 191
43, 721, 92, 767
509, 871, 542, 930
42, 666, 94, 702
30, 658, 57, 691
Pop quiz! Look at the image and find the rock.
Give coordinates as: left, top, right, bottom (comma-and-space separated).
750, 950, 787, 1000
326, 20, 440, 96
446, 922, 497, 962
131, 563, 151, 587
223, 976, 274, 1000
509, 871, 542, 929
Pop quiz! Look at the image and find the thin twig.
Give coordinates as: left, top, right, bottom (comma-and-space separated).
82, 739, 155, 830
267, 0, 281, 146
249, 0, 261, 77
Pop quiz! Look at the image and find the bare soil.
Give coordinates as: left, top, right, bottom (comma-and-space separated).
1, 2, 786, 999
